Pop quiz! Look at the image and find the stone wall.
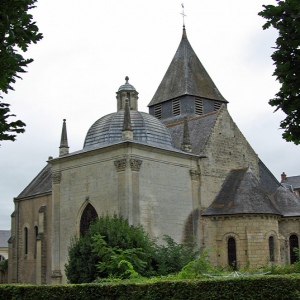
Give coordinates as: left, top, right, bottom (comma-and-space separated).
8, 194, 52, 284
202, 214, 281, 269
200, 106, 259, 209
50, 142, 199, 283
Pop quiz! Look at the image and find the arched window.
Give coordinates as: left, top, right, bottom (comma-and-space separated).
289, 234, 299, 264
34, 226, 38, 258
80, 203, 98, 236
269, 236, 275, 261
228, 237, 237, 270
24, 227, 28, 255
0, 255, 5, 261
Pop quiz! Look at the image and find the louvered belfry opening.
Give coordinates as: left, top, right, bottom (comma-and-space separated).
172, 98, 180, 116
195, 97, 203, 115
228, 237, 237, 270
154, 104, 162, 119
289, 234, 299, 264
80, 203, 98, 236
214, 101, 222, 111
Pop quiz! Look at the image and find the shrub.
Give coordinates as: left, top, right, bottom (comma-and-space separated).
65, 214, 199, 283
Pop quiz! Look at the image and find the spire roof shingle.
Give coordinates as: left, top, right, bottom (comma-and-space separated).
148, 27, 227, 107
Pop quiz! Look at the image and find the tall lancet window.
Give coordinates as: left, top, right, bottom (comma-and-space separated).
289, 234, 299, 264
228, 237, 237, 270
80, 203, 98, 236
269, 236, 275, 262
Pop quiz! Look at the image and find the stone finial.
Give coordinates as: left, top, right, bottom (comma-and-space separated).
122, 99, 133, 140
181, 116, 192, 152
59, 119, 69, 156
281, 172, 287, 181
125, 76, 129, 83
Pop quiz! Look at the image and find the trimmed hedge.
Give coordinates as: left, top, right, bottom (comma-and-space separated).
1, 276, 300, 300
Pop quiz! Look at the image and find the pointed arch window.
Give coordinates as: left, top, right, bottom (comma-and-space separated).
24, 227, 28, 255
228, 237, 237, 270
289, 234, 299, 264
34, 226, 38, 258
80, 203, 98, 236
269, 236, 275, 262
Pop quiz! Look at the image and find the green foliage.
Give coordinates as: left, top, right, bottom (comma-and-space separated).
178, 248, 223, 279
259, 0, 300, 145
0, 259, 8, 273
0, 102, 25, 142
0, 0, 43, 142
92, 234, 146, 279
2, 276, 300, 300
151, 235, 200, 276
65, 214, 200, 283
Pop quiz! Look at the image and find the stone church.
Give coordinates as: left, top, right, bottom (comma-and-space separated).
8, 26, 300, 284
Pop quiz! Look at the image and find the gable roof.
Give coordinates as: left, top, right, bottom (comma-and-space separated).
167, 111, 219, 154
272, 186, 300, 217
0, 230, 10, 248
148, 27, 227, 107
202, 168, 281, 216
259, 159, 281, 195
17, 163, 52, 200
282, 175, 300, 190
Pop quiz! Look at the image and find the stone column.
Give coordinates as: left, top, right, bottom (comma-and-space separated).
51, 171, 62, 284
36, 205, 46, 284
8, 208, 17, 283
114, 158, 130, 220
130, 159, 142, 226
189, 169, 201, 245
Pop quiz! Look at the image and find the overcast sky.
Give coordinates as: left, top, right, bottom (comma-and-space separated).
0, 0, 298, 229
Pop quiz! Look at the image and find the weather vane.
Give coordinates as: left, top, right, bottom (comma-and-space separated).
180, 3, 186, 27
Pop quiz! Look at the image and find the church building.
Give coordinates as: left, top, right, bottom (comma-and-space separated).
8, 26, 300, 284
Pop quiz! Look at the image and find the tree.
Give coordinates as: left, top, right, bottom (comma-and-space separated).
0, 0, 43, 143
65, 214, 199, 283
259, 0, 300, 145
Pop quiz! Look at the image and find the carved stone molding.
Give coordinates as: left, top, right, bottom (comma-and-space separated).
52, 171, 61, 184
114, 159, 127, 172
190, 170, 200, 181
130, 159, 142, 171
51, 269, 62, 278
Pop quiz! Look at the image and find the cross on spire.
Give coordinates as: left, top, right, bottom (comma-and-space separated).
180, 3, 186, 27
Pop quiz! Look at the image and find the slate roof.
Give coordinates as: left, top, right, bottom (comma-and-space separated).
148, 27, 226, 107
282, 176, 300, 190
259, 159, 281, 195
0, 230, 10, 248
84, 110, 173, 149
202, 168, 281, 216
272, 186, 300, 217
167, 111, 219, 154
17, 164, 52, 199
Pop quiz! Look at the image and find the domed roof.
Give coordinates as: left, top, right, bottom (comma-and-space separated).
84, 110, 173, 149
118, 76, 136, 92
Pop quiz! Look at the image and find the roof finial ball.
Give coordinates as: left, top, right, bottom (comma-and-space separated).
125, 76, 129, 83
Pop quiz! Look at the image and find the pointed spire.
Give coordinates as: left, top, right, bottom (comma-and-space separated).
59, 119, 69, 156
181, 116, 192, 152
148, 27, 227, 107
182, 25, 187, 39
122, 99, 133, 140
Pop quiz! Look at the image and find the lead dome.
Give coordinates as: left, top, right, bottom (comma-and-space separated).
83, 77, 173, 149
